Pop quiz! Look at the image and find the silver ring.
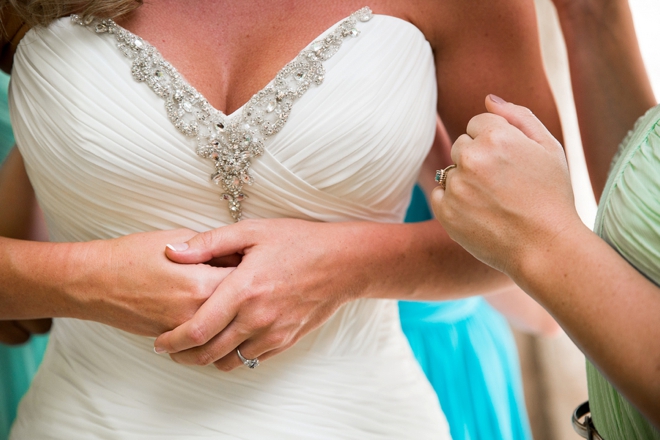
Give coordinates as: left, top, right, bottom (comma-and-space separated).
435, 164, 457, 190
236, 348, 260, 369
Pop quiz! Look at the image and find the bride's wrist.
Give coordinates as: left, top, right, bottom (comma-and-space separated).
28, 239, 110, 321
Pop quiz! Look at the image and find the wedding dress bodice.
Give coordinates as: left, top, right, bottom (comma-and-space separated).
9, 9, 450, 439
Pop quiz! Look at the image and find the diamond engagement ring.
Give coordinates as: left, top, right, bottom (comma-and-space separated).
236, 348, 260, 369
435, 164, 457, 190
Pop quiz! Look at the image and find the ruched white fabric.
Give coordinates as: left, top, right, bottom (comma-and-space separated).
9, 11, 450, 439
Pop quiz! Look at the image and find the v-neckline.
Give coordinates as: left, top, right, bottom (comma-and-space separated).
73, 7, 374, 222
108, 7, 372, 119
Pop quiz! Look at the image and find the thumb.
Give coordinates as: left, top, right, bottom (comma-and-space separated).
485, 94, 563, 152
165, 224, 250, 264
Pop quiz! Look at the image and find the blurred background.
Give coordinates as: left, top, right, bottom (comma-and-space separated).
521, 1, 659, 438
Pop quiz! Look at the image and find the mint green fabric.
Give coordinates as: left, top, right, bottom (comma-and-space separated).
590, 104, 660, 440
0, 71, 49, 440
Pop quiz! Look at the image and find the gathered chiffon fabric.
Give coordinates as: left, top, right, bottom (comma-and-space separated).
588, 105, 660, 440
8, 12, 451, 439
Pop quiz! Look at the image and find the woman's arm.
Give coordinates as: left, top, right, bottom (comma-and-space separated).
433, 97, 660, 428
552, 0, 656, 199
0, 150, 234, 336
152, 0, 563, 369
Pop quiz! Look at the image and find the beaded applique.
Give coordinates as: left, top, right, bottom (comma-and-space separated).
73, 7, 373, 221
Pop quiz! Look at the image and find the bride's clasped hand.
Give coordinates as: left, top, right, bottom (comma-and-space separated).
156, 217, 443, 371
157, 218, 368, 370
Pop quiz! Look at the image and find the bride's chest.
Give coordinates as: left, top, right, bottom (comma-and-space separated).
12, 13, 438, 227
117, 1, 401, 116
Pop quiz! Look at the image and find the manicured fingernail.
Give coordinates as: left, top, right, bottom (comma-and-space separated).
489, 94, 507, 104
166, 243, 189, 252
154, 346, 166, 354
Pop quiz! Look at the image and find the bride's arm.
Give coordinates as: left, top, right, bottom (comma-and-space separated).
424, 0, 563, 146
153, 0, 562, 369
0, 148, 235, 337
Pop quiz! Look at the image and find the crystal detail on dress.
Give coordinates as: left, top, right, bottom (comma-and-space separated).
72, 7, 373, 221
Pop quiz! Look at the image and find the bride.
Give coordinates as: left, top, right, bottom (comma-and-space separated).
1, 0, 561, 437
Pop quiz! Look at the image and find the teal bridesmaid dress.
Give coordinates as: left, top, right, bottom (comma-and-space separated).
0, 71, 49, 440
400, 185, 532, 440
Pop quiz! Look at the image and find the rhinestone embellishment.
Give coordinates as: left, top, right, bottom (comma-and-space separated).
73, 7, 373, 221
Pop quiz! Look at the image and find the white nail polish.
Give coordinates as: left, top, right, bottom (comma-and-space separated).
166, 243, 189, 252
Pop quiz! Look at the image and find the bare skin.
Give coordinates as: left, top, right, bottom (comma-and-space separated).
0, 148, 51, 344
431, 0, 660, 425
2, 0, 561, 371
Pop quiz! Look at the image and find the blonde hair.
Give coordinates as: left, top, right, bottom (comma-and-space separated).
1, 0, 142, 27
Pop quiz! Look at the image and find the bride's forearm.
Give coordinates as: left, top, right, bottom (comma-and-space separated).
345, 220, 513, 302
0, 237, 91, 320
1, 229, 234, 337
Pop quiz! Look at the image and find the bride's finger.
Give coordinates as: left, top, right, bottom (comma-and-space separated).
212, 328, 290, 371
213, 316, 322, 371
166, 320, 252, 366
215, 344, 286, 372
154, 277, 241, 354
165, 222, 253, 265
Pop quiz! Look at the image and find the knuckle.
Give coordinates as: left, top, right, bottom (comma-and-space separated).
239, 218, 257, 231
482, 127, 503, 145
194, 349, 216, 366
251, 312, 275, 331
198, 230, 217, 251
263, 330, 288, 349
518, 105, 535, 118
466, 114, 483, 130
190, 279, 211, 302
186, 322, 209, 346
459, 150, 479, 172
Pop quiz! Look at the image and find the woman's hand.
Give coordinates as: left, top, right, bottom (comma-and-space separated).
75, 229, 237, 337
1, 229, 235, 338
153, 219, 363, 370
431, 95, 582, 275
0, 318, 51, 345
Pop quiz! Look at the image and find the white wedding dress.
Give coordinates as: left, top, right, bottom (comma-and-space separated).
8, 7, 451, 439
